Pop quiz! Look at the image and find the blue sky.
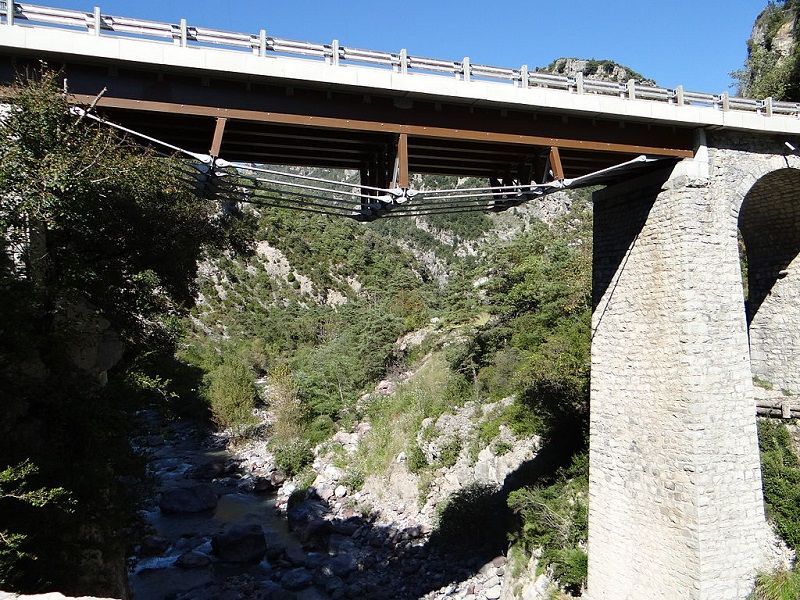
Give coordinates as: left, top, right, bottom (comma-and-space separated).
39, 1, 767, 93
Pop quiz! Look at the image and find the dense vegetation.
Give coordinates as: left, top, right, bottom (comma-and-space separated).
180, 174, 593, 591
753, 421, 800, 599
0, 72, 249, 593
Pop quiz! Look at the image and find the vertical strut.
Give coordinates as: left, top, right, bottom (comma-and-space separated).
209, 117, 227, 157
549, 146, 564, 181
396, 133, 409, 189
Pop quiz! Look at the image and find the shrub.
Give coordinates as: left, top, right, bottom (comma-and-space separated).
272, 439, 313, 478
407, 442, 429, 474
549, 548, 588, 595
758, 420, 800, 548
203, 357, 257, 434
341, 465, 365, 492
752, 566, 800, 600
268, 365, 306, 441
438, 437, 463, 468
508, 451, 588, 591
493, 440, 513, 456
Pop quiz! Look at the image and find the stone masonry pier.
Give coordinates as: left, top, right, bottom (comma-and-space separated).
587, 132, 800, 599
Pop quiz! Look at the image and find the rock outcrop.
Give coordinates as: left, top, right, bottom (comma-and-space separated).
539, 57, 655, 85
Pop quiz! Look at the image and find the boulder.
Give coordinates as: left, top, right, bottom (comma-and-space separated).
253, 476, 275, 493
270, 470, 287, 487
300, 518, 333, 547
139, 534, 169, 556
326, 553, 357, 577
176, 550, 211, 569
159, 484, 217, 513
280, 567, 313, 590
331, 517, 362, 536
259, 581, 296, 599
288, 498, 328, 532
285, 545, 307, 566
211, 523, 266, 563
193, 461, 226, 480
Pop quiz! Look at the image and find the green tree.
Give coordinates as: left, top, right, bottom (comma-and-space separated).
0, 69, 251, 593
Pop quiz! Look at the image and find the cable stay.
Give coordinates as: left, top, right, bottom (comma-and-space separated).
73, 107, 670, 221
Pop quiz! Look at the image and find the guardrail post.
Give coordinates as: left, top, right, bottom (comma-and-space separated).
400, 48, 408, 75
6, 1, 13, 26
765, 96, 773, 117
259, 29, 267, 56
519, 64, 528, 88
93, 6, 101, 35
721, 92, 729, 111
676, 85, 685, 106
576, 72, 584, 94
627, 78, 636, 100
462, 56, 470, 82
180, 18, 187, 47
331, 39, 340, 66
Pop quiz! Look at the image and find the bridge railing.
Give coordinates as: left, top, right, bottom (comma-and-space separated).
4, 1, 800, 118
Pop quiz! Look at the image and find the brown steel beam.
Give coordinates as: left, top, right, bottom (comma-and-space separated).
70, 94, 694, 159
549, 146, 565, 181
210, 117, 227, 156
396, 133, 409, 189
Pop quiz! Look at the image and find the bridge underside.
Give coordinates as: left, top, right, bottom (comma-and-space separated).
1, 52, 694, 191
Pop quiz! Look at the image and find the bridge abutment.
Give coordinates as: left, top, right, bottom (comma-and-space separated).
587, 155, 767, 599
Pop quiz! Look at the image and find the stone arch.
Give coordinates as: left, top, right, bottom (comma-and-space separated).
738, 167, 800, 393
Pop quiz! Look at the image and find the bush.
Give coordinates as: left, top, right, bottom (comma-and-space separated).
752, 566, 800, 600
508, 452, 588, 592
407, 442, 429, 474
203, 357, 257, 434
438, 437, 463, 468
550, 548, 588, 595
272, 439, 313, 478
758, 420, 800, 548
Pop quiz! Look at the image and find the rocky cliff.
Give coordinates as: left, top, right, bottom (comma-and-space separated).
737, 1, 800, 99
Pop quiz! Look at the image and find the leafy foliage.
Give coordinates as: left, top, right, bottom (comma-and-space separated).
0, 461, 73, 584
758, 420, 800, 548
0, 70, 247, 592
203, 356, 257, 434
751, 566, 800, 600
508, 452, 589, 594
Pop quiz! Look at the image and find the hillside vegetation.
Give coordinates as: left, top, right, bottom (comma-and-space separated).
735, 0, 800, 99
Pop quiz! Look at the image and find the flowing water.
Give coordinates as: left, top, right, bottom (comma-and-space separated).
128, 410, 300, 599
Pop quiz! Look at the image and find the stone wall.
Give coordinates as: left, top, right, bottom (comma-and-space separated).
585, 132, 792, 599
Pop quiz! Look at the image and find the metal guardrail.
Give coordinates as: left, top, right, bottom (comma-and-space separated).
3, 1, 799, 118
